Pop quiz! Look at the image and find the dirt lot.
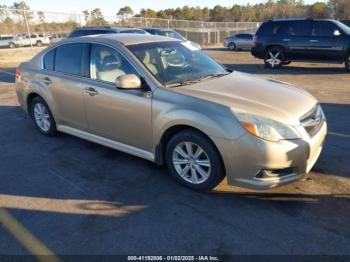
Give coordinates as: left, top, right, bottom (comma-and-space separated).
0, 47, 349, 256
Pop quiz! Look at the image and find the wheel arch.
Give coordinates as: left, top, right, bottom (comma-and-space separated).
26, 92, 42, 118
155, 124, 224, 167
264, 44, 286, 55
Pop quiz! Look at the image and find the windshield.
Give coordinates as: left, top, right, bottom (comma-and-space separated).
333, 20, 350, 35
127, 41, 229, 87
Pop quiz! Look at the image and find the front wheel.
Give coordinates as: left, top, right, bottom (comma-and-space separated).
36, 41, 43, 47
228, 43, 236, 51
165, 130, 225, 191
264, 47, 285, 69
30, 97, 57, 136
345, 54, 350, 72
9, 42, 15, 48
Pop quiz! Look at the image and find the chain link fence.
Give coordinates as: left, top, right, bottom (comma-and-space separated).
0, 7, 260, 55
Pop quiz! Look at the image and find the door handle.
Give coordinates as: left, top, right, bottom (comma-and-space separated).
41, 77, 52, 85
309, 40, 319, 43
85, 87, 99, 96
283, 38, 291, 42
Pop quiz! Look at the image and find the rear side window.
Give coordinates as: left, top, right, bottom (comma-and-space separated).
312, 21, 338, 37
55, 43, 85, 75
43, 49, 55, 70
257, 22, 284, 36
285, 21, 311, 36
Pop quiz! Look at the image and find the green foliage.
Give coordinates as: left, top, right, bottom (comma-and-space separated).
83, 8, 107, 26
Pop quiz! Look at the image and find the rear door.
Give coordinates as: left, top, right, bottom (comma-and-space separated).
308, 21, 347, 61
40, 43, 89, 130
242, 34, 254, 49
281, 20, 312, 60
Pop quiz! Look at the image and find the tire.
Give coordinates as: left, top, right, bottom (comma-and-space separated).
36, 41, 43, 47
30, 97, 57, 136
264, 46, 285, 69
345, 53, 350, 73
9, 42, 15, 48
228, 43, 236, 51
165, 129, 225, 191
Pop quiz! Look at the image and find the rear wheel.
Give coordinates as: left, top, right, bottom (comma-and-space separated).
345, 53, 350, 72
165, 129, 225, 191
30, 97, 57, 136
36, 40, 43, 47
228, 43, 236, 51
264, 47, 285, 69
9, 42, 15, 48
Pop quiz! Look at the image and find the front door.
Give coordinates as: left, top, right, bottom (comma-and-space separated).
82, 44, 153, 150
308, 21, 347, 61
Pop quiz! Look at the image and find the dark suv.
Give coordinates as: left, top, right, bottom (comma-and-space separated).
251, 19, 350, 71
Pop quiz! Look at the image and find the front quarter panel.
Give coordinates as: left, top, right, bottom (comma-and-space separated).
152, 87, 246, 148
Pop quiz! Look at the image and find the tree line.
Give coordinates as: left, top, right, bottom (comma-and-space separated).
1, 0, 350, 35
132, 0, 350, 21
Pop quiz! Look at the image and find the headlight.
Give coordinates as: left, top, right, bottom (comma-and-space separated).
234, 112, 301, 142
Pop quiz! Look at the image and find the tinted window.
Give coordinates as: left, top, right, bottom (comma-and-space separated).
43, 49, 55, 70
90, 44, 138, 83
55, 43, 85, 75
69, 30, 113, 37
258, 22, 284, 36
120, 29, 147, 34
312, 21, 338, 37
242, 34, 253, 39
284, 21, 311, 36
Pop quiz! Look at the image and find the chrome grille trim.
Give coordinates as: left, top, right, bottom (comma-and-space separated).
300, 104, 324, 136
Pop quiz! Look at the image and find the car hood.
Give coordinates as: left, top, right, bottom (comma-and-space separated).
173, 71, 317, 126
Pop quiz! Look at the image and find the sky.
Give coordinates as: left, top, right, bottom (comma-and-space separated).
2, 0, 327, 15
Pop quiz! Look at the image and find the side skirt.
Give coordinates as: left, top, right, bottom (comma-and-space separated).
57, 125, 155, 162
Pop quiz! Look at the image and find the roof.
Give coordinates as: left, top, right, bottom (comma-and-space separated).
270, 18, 335, 22
81, 33, 180, 45
144, 28, 175, 31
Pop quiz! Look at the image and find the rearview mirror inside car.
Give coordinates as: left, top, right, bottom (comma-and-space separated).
115, 74, 142, 89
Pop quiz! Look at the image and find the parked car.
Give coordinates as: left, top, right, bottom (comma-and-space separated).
15, 33, 50, 47
251, 18, 350, 71
68, 26, 149, 38
15, 34, 327, 191
48, 32, 68, 43
143, 28, 201, 49
224, 33, 254, 51
143, 28, 186, 40
0, 35, 18, 48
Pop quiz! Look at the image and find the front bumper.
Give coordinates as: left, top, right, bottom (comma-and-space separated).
212, 120, 327, 190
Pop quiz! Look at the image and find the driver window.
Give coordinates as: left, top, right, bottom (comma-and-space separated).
90, 44, 138, 84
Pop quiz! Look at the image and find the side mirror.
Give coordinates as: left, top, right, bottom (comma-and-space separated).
334, 30, 341, 36
115, 74, 141, 89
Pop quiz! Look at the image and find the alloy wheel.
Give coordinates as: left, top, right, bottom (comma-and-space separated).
33, 102, 51, 132
266, 51, 282, 68
172, 141, 211, 184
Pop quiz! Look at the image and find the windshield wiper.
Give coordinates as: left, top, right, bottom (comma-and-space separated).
165, 72, 230, 88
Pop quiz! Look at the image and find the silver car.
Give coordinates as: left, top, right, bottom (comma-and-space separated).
0, 35, 18, 48
15, 34, 327, 191
224, 33, 254, 51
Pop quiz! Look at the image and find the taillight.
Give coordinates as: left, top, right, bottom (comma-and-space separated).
253, 35, 258, 47
15, 67, 21, 79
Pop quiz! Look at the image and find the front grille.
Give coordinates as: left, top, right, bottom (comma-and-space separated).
300, 105, 324, 136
